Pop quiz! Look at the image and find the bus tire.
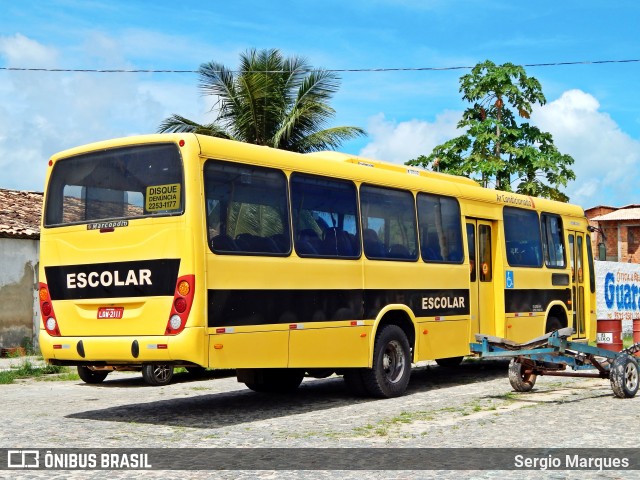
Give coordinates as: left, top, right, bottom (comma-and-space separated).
245, 369, 304, 393
610, 354, 639, 399
361, 325, 411, 398
435, 356, 464, 368
508, 358, 536, 392
343, 369, 368, 396
142, 364, 174, 386
77, 366, 109, 384
545, 316, 563, 333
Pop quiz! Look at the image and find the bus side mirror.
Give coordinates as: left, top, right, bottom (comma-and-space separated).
598, 242, 606, 261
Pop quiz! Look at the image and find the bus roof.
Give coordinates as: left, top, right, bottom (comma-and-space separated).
305, 151, 481, 187
47, 133, 586, 220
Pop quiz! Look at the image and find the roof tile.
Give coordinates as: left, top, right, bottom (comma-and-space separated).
0, 188, 43, 239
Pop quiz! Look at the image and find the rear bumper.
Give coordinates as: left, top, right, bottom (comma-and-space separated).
39, 327, 205, 366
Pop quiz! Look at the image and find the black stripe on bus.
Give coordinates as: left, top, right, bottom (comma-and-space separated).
45, 259, 181, 300
207, 288, 470, 328
504, 288, 571, 314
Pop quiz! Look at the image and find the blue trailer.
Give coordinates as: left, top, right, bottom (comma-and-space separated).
470, 328, 640, 399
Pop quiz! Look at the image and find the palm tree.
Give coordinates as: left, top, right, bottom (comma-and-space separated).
159, 48, 365, 153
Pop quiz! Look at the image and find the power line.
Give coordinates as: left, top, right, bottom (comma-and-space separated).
1, 58, 639, 74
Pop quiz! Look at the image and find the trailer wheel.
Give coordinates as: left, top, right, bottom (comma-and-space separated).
77, 366, 109, 384
508, 358, 537, 392
142, 364, 174, 386
361, 325, 411, 398
610, 354, 639, 399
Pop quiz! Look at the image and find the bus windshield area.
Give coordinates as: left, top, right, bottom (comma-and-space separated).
44, 143, 184, 227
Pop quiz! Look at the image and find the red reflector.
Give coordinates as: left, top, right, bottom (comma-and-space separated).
157, 344, 168, 349
289, 324, 297, 330
216, 328, 225, 334
53, 345, 62, 349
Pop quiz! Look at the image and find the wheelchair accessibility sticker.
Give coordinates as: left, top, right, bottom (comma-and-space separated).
505, 270, 514, 289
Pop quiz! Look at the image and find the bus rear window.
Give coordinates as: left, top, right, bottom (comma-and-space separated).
44, 144, 184, 227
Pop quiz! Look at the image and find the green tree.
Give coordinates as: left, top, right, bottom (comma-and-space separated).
159, 48, 365, 153
407, 60, 575, 201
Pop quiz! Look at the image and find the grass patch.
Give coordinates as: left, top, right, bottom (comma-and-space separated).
623, 335, 637, 349
0, 358, 68, 384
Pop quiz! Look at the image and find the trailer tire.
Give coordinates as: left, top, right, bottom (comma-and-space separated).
610, 354, 639, 399
508, 358, 537, 392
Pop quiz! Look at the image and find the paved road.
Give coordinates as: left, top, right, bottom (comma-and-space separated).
1, 359, 639, 479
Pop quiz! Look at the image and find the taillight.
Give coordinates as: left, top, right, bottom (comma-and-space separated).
39, 282, 61, 336
164, 275, 194, 335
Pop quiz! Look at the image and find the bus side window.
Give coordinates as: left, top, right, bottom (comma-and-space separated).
204, 160, 291, 255
416, 193, 463, 264
290, 173, 360, 259
360, 185, 418, 261
504, 207, 542, 267
541, 213, 566, 268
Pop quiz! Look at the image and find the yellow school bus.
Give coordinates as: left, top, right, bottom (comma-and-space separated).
38, 133, 596, 397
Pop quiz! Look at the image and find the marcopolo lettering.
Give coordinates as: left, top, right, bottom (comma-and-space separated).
45, 259, 180, 300
87, 220, 129, 230
67, 269, 152, 289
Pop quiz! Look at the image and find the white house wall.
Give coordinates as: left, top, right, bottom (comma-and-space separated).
0, 237, 39, 349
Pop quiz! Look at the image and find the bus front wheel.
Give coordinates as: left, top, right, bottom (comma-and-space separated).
142, 364, 174, 386
361, 325, 411, 398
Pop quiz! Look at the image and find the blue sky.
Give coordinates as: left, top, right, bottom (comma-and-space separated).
1, 1, 640, 209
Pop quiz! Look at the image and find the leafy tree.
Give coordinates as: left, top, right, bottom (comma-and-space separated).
407, 60, 575, 201
159, 48, 365, 153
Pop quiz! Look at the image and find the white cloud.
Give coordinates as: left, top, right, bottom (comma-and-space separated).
0, 33, 58, 67
0, 34, 202, 192
358, 111, 461, 163
532, 89, 640, 208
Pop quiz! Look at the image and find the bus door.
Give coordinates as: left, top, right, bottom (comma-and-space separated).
567, 231, 586, 338
466, 219, 496, 340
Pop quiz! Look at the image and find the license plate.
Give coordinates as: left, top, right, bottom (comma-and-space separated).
97, 307, 124, 319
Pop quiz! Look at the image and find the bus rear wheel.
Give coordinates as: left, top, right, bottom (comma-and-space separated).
77, 366, 109, 384
142, 364, 174, 386
361, 325, 411, 398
